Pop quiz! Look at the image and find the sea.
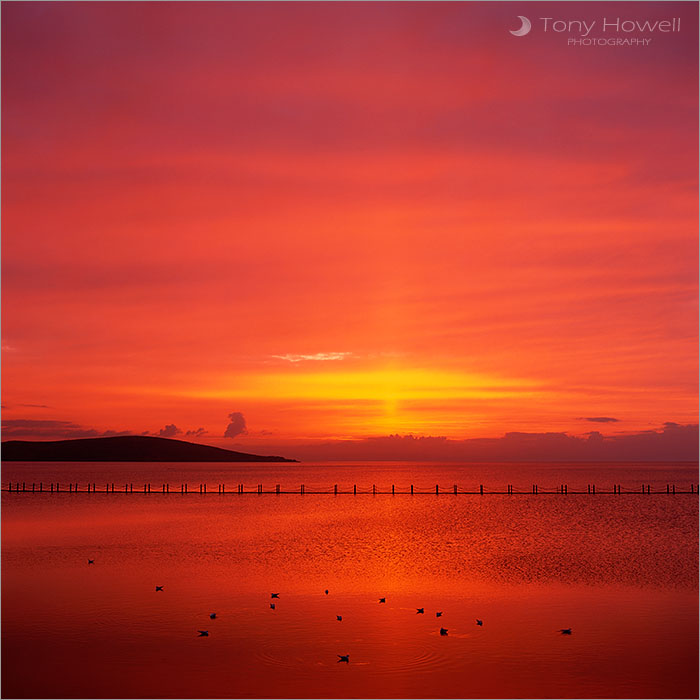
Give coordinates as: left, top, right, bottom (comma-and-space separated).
2, 461, 698, 699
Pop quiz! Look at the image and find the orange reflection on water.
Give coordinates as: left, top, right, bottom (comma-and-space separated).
2, 481, 698, 698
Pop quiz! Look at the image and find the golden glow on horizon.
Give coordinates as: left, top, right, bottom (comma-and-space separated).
176, 367, 543, 402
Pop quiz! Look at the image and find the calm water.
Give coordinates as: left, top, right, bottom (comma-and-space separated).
2, 461, 698, 699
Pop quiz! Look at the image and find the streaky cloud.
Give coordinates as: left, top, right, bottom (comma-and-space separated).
271, 352, 352, 363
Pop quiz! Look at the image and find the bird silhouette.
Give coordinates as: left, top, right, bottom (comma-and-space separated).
416, 608, 424, 614
476, 619, 483, 626
559, 628, 572, 635
378, 598, 386, 603
337, 654, 349, 663
336, 615, 343, 621
155, 586, 164, 592
270, 603, 276, 610
198, 631, 209, 637
87, 559, 94, 565
325, 590, 329, 595
440, 628, 448, 636
209, 613, 217, 619
436, 612, 443, 617
271, 593, 280, 599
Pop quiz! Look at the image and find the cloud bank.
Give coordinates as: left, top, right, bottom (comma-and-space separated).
281, 422, 699, 462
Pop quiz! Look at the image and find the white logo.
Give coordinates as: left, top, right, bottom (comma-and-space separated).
510, 16, 532, 37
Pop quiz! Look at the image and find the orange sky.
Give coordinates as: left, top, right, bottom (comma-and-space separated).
2, 2, 698, 457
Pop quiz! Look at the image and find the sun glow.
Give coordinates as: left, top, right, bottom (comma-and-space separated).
165, 367, 542, 403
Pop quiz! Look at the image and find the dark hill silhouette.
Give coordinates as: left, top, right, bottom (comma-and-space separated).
1, 435, 297, 462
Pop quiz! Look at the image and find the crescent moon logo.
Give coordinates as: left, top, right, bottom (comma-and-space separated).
510, 16, 532, 37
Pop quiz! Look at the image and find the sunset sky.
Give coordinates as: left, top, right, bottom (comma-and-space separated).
2, 2, 698, 459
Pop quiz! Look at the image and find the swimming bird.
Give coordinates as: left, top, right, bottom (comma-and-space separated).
270, 603, 276, 610
440, 628, 448, 636
476, 619, 483, 626
337, 654, 349, 663
155, 586, 164, 592
209, 613, 217, 619
87, 559, 94, 565
325, 589, 329, 595
378, 598, 386, 603
271, 593, 280, 599
436, 612, 443, 617
198, 631, 209, 637
559, 628, 572, 635
336, 615, 342, 621
416, 608, 424, 614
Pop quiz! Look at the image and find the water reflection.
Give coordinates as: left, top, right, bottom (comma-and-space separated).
2, 462, 698, 698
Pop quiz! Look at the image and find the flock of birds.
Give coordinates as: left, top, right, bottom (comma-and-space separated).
89, 559, 573, 660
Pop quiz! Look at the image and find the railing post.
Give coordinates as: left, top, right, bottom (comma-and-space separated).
335, 484, 338, 495
454, 484, 457, 495
480, 484, 483, 495
354, 484, 357, 495
392, 484, 395, 495
435, 484, 439, 495
411, 484, 414, 495
373, 484, 376, 495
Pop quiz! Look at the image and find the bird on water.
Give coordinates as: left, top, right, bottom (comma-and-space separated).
270, 603, 276, 610
440, 628, 448, 636
325, 590, 329, 595
336, 615, 343, 621
559, 628, 572, 635
198, 631, 209, 637
337, 654, 349, 663
416, 608, 424, 614
87, 559, 95, 565
476, 619, 483, 626
209, 613, 217, 619
271, 593, 280, 599
378, 598, 386, 603
155, 586, 164, 592
436, 612, 443, 617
